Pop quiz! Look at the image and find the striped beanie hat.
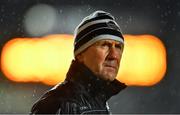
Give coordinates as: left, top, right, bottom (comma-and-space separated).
74, 10, 124, 56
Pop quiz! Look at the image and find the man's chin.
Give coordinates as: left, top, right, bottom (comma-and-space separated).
107, 75, 116, 81
102, 73, 117, 81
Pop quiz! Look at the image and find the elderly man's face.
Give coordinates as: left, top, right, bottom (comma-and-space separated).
77, 39, 124, 81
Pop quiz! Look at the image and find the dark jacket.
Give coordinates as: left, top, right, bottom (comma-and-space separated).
30, 60, 127, 114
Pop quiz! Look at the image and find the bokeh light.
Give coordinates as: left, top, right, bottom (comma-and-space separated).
24, 4, 57, 36
117, 35, 167, 86
1, 34, 166, 86
1, 34, 73, 85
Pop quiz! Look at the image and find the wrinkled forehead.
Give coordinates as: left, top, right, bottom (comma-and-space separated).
97, 39, 121, 43
92, 39, 124, 46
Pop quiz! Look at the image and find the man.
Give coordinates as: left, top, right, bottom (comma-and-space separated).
30, 10, 127, 114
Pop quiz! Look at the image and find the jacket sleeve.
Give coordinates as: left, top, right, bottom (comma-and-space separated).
30, 97, 80, 114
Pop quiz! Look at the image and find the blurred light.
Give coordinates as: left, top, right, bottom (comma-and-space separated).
1, 34, 73, 85
1, 34, 166, 86
24, 4, 57, 36
117, 35, 167, 86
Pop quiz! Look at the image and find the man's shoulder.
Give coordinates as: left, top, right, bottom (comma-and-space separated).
30, 81, 80, 114
50, 80, 80, 97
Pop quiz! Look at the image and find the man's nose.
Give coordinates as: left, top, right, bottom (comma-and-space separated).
107, 47, 120, 60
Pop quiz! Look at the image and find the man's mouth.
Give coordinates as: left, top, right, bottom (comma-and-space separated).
104, 64, 117, 70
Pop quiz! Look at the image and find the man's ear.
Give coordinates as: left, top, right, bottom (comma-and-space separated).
75, 53, 84, 63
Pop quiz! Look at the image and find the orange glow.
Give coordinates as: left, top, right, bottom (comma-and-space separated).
117, 35, 167, 86
1, 34, 73, 85
1, 34, 166, 86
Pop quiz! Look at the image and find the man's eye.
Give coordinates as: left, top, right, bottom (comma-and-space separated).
101, 42, 111, 47
115, 44, 122, 49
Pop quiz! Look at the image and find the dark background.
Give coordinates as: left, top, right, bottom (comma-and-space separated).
0, 0, 179, 113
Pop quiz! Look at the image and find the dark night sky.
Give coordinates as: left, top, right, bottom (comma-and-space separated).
0, 0, 180, 113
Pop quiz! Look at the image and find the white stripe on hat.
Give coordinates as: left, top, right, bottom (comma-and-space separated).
75, 19, 117, 35
74, 34, 124, 56
74, 26, 122, 46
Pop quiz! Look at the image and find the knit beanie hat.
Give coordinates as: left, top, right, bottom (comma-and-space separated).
74, 10, 124, 56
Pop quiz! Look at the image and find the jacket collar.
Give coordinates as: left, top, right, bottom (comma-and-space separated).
65, 60, 126, 101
